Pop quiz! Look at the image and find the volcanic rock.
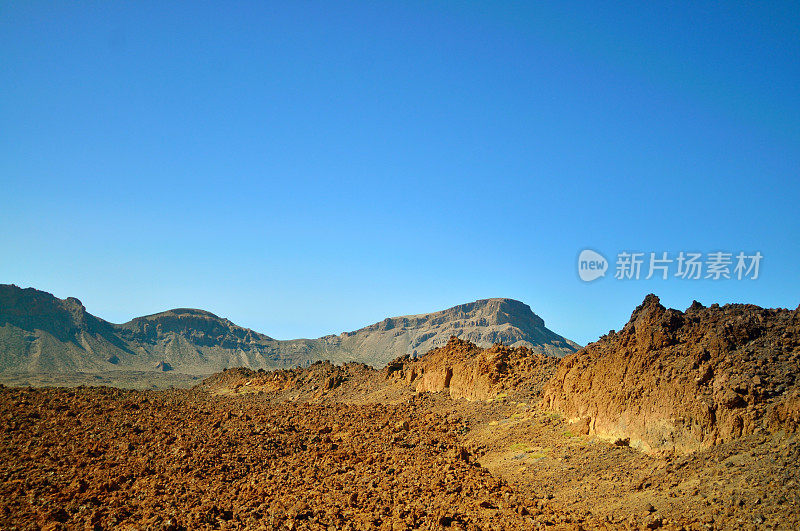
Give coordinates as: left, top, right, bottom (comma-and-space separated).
543, 294, 800, 454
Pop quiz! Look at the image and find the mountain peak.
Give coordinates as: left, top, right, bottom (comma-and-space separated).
120, 307, 273, 345
466, 298, 546, 329
129, 307, 226, 322
0, 284, 108, 339
347, 298, 578, 366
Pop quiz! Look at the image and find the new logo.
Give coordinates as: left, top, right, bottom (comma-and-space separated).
578, 249, 608, 282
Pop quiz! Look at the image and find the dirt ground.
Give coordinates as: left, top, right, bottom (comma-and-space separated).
0, 385, 592, 530
449, 393, 800, 530
2, 382, 798, 530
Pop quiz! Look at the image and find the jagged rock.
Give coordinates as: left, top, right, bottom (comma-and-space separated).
543, 294, 800, 454
395, 337, 560, 401
202, 337, 561, 405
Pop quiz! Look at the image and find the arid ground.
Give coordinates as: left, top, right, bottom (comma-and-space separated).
2, 295, 799, 529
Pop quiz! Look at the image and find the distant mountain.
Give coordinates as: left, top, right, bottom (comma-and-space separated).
320, 297, 580, 366
0, 284, 579, 386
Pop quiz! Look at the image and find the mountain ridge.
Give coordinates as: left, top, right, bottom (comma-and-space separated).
0, 284, 579, 385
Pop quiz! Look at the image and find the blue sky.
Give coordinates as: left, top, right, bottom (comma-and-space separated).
2, 2, 798, 346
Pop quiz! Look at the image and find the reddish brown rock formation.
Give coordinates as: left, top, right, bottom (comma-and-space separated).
543, 294, 800, 454
386, 337, 560, 401
204, 338, 562, 405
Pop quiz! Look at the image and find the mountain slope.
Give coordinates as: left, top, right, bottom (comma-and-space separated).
0, 285, 579, 384
0, 286, 129, 373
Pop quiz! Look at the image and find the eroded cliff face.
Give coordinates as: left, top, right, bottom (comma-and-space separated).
385, 337, 559, 401
542, 294, 800, 454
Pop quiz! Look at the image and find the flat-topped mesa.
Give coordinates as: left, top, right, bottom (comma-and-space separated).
543, 294, 800, 455
479, 298, 547, 329
118, 308, 273, 347
367, 298, 544, 331
347, 298, 579, 367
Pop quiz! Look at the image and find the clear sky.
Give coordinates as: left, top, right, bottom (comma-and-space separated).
2, 2, 798, 346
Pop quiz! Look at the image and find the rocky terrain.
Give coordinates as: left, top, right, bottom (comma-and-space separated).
385, 338, 560, 401
1, 293, 798, 528
0, 284, 578, 388
0, 385, 592, 530
542, 295, 800, 454
202, 337, 559, 405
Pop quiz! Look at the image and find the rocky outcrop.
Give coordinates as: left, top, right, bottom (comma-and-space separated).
202, 336, 562, 403
542, 294, 800, 454
385, 337, 560, 401
200, 361, 377, 401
